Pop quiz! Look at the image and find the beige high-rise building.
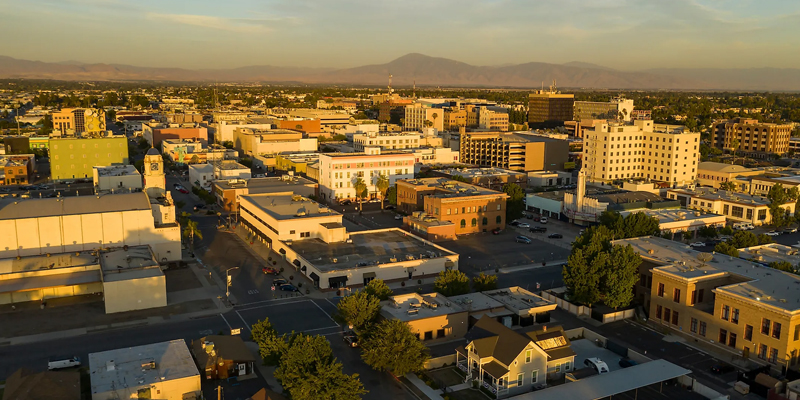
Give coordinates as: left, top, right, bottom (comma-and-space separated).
711, 118, 792, 158
478, 107, 509, 131
459, 132, 569, 172
583, 120, 700, 186
404, 104, 444, 132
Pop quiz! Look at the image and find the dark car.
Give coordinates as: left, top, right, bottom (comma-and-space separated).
529, 226, 547, 233
279, 284, 298, 292
515, 236, 532, 244
510, 220, 520, 227
194, 203, 205, 210
618, 358, 638, 368
710, 364, 736, 374
492, 228, 502, 235
343, 331, 359, 348
272, 278, 288, 287
385, 205, 396, 210
525, 214, 533, 219
339, 199, 352, 206
548, 233, 563, 239
262, 267, 279, 275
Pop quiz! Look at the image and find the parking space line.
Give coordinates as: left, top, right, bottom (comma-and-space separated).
325, 298, 337, 308
220, 313, 233, 330
311, 299, 339, 326
235, 295, 307, 308
302, 325, 340, 333
236, 299, 310, 312
235, 309, 251, 332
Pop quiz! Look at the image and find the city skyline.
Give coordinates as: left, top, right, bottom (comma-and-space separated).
1, 0, 800, 70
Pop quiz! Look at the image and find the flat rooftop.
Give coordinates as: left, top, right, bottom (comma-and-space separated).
668, 187, 777, 206
214, 176, 315, 191
381, 292, 465, 322
482, 287, 556, 315
529, 188, 662, 204
739, 243, 800, 266
620, 208, 725, 224
240, 194, 338, 220
400, 177, 504, 197
89, 340, 199, 396
448, 292, 506, 313
290, 228, 456, 272
94, 165, 140, 177
0, 251, 98, 275
614, 236, 800, 313
100, 246, 163, 282
441, 167, 522, 178
0, 192, 152, 220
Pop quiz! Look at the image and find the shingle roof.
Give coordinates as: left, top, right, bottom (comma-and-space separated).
465, 316, 532, 366
482, 361, 510, 379
526, 326, 575, 361
3, 368, 81, 400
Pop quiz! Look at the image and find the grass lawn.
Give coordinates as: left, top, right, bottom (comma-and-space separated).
426, 366, 465, 387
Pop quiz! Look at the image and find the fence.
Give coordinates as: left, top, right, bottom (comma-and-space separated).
542, 290, 635, 324
425, 354, 456, 370
601, 309, 635, 323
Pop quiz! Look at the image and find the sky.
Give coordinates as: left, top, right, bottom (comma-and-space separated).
1, 0, 799, 70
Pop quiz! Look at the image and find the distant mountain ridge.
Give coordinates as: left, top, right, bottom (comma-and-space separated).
0, 53, 799, 90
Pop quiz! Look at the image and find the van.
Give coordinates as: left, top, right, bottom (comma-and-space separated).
732, 222, 749, 231
48, 356, 81, 370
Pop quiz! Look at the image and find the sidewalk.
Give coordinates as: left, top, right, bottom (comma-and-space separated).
405, 373, 443, 400
497, 259, 568, 274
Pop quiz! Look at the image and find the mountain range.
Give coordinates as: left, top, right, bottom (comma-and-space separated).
1, 53, 799, 91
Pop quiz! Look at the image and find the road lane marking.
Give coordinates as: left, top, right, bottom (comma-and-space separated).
236, 299, 311, 312
311, 299, 339, 326
220, 313, 233, 330
235, 309, 251, 332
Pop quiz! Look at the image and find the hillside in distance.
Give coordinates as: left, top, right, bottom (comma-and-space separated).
1, 53, 799, 90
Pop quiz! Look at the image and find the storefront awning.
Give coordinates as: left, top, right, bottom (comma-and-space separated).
329, 276, 348, 287
293, 259, 301, 267
309, 272, 319, 281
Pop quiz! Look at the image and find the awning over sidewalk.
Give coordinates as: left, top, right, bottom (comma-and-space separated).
0, 270, 102, 293
328, 276, 348, 288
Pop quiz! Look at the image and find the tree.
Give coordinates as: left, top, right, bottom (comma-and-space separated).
182, 217, 202, 252
189, 154, 200, 164
795, 196, 800, 226
431, 112, 439, 129
768, 261, 797, 274
598, 211, 660, 239
251, 318, 288, 366
364, 279, 393, 301
376, 175, 390, 211
434, 269, 470, 297
728, 230, 759, 248
714, 242, 739, 257
335, 291, 381, 331
386, 186, 397, 205
360, 319, 430, 377
222, 140, 234, 149
719, 181, 737, 191
602, 244, 641, 310
698, 226, 718, 239
502, 183, 525, 222
275, 333, 366, 400
472, 273, 498, 292
767, 183, 793, 228
730, 138, 740, 165
354, 177, 368, 213
682, 231, 694, 241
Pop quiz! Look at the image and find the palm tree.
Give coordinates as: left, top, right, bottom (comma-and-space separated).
376, 174, 390, 211
431, 112, 439, 129
730, 138, 740, 165
354, 177, 368, 213
182, 216, 203, 256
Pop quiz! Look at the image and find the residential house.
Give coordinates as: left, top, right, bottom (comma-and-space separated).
191, 335, 257, 380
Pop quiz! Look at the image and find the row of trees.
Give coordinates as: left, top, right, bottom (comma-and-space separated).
713, 230, 773, 257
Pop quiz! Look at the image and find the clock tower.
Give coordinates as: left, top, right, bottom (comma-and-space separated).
143, 147, 166, 198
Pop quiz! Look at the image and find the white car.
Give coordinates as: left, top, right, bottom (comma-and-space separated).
518, 222, 531, 228
765, 230, 782, 236
689, 242, 706, 247
394, 214, 402, 220
584, 358, 609, 374
539, 217, 548, 224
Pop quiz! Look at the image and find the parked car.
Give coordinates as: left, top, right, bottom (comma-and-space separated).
279, 284, 298, 292
262, 267, 279, 275
618, 358, 638, 368
194, 203, 205, 210
766, 230, 782, 236
272, 278, 288, 287
517, 222, 530, 228
710, 364, 736, 374
394, 214, 402, 220
525, 213, 533, 219
533, 216, 541, 222
784, 227, 798, 234
529, 226, 547, 233
510, 220, 520, 227
492, 228, 502, 235
515, 236, 532, 244
548, 233, 563, 239
339, 199, 352, 206
48, 356, 81, 370
343, 331, 359, 348
539, 217, 548, 224
172, 183, 181, 188
689, 242, 706, 247
178, 187, 189, 194
385, 205, 396, 210
584, 358, 609, 374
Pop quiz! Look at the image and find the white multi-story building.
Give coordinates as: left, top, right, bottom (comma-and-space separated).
404, 104, 445, 132
319, 149, 415, 202
210, 121, 273, 144
478, 107, 509, 131
188, 164, 215, 190
583, 120, 700, 186
352, 132, 421, 151
93, 165, 142, 193
410, 147, 460, 173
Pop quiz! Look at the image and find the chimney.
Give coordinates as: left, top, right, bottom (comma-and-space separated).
542, 326, 547, 332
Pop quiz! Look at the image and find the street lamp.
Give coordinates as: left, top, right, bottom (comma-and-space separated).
225, 267, 239, 298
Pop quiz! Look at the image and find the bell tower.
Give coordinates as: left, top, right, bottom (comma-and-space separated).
143, 147, 165, 198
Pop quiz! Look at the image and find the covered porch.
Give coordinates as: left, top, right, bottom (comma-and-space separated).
456, 346, 510, 397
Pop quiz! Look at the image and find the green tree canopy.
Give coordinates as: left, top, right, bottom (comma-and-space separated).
697, 226, 718, 239
719, 181, 737, 191
251, 318, 288, 366
472, 273, 498, 292
434, 269, 470, 297
360, 319, 430, 377
363, 279, 393, 301
598, 211, 660, 239
767, 183, 796, 228
376, 175, 390, 210
354, 177, 368, 212
768, 261, 797, 274
502, 183, 525, 221
386, 186, 397, 205
335, 291, 381, 331
714, 242, 739, 257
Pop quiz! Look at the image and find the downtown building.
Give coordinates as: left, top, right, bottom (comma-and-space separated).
459, 132, 569, 172
318, 149, 415, 203
711, 118, 793, 158
528, 90, 574, 128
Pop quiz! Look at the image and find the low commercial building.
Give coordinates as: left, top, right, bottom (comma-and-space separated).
397, 177, 509, 237
318, 150, 415, 203
737, 243, 800, 267
99, 246, 167, 313
49, 136, 128, 181
573, 98, 634, 122
433, 167, 527, 191
527, 171, 572, 188
410, 147, 460, 173
478, 107, 510, 131
381, 292, 469, 343
89, 339, 202, 400
529, 185, 663, 223
92, 165, 142, 194
618, 236, 800, 372
238, 193, 458, 289
233, 127, 317, 156
188, 163, 215, 190
214, 160, 251, 181
666, 187, 795, 226
191, 335, 257, 380
404, 103, 445, 132
143, 122, 208, 147
619, 208, 726, 235
352, 132, 421, 151
212, 175, 318, 212
696, 162, 762, 189
1, 156, 33, 185
274, 152, 320, 177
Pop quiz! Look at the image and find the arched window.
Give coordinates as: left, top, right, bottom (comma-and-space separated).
471, 218, 477, 227
482, 217, 488, 226
496, 216, 502, 224
460, 219, 466, 228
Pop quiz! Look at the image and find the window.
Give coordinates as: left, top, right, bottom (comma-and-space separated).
690, 290, 697, 305
773, 322, 782, 340
424, 331, 433, 340
672, 310, 679, 325
721, 305, 730, 321
531, 370, 538, 384
656, 305, 662, 319
496, 216, 502, 224
795, 325, 800, 341
460, 219, 466, 228
673, 288, 681, 303
471, 218, 477, 227
289, 230, 296, 235
517, 373, 524, 386
729, 332, 737, 348
657, 283, 665, 297
497, 204, 501, 211
699, 322, 707, 337
690, 318, 698, 333
745, 325, 754, 341
482, 217, 488, 226
664, 308, 671, 322
769, 348, 778, 364
731, 309, 739, 324
697, 289, 704, 303
762, 318, 771, 335
437, 329, 445, 338
525, 350, 532, 363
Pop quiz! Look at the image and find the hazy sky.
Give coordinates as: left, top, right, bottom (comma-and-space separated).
2, 0, 799, 70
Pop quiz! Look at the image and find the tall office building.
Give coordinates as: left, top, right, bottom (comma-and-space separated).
52, 108, 106, 135
528, 90, 574, 128
711, 118, 792, 158
49, 136, 129, 181
574, 98, 635, 122
459, 132, 569, 172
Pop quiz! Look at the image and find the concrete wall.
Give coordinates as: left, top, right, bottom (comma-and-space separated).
103, 274, 167, 314
407, 311, 469, 344
424, 354, 457, 370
